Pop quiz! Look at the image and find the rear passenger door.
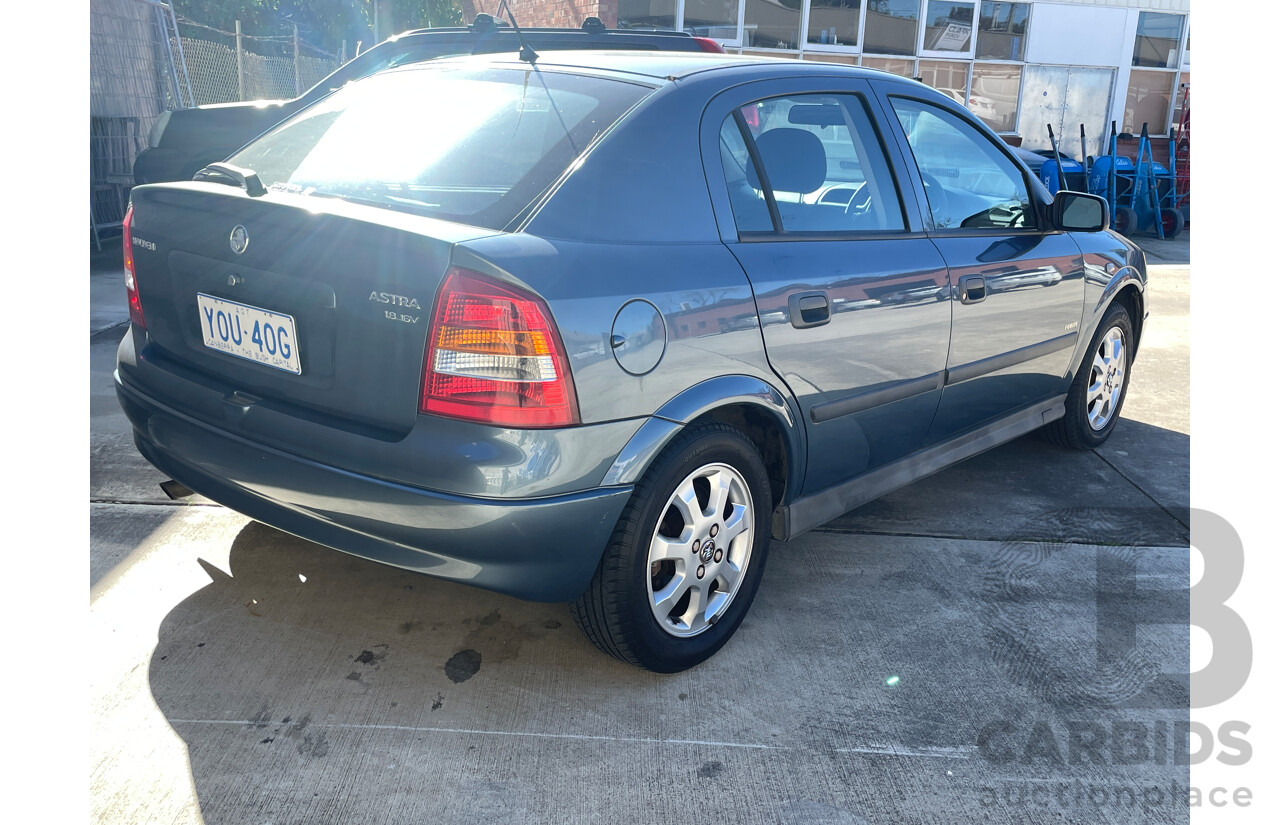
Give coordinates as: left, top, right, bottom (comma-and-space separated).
875, 90, 1087, 442
701, 79, 952, 496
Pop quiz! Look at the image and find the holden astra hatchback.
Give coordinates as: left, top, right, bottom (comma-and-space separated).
117, 52, 1147, 673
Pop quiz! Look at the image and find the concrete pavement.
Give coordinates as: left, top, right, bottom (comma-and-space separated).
90, 230, 1192, 824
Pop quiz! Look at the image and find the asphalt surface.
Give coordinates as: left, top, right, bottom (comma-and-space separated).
90, 232, 1191, 825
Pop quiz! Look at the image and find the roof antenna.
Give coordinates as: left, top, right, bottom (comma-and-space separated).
496, 0, 538, 63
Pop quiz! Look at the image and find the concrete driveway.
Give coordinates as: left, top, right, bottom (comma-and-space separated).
90, 234, 1191, 825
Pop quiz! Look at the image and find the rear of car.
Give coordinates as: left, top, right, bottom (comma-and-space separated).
117, 64, 659, 600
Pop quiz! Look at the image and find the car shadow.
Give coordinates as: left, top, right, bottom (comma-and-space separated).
144, 414, 1189, 823
821, 417, 1189, 547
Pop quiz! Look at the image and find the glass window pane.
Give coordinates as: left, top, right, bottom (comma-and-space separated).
719, 117, 774, 232
1124, 69, 1175, 134
918, 59, 969, 107
617, 0, 677, 30
1132, 12, 1183, 68
862, 56, 915, 77
923, 1, 974, 53
807, 53, 861, 65
1171, 73, 1190, 132
736, 95, 907, 233
976, 2, 1029, 60
864, 0, 919, 55
744, 0, 803, 49
890, 97, 1034, 230
807, 0, 862, 48
969, 62, 1021, 132
231, 69, 649, 231
684, 0, 740, 39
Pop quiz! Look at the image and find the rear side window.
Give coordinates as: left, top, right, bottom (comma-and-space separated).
720, 94, 907, 235
230, 67, 652, 230
889, 97, 1035, 230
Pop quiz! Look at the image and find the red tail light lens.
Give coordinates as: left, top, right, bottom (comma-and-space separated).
694, 37, 726, 53
421, 268, 579, 428
122, 205, 145, 328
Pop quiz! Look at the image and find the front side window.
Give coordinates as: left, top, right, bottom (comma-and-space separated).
890, 97, 1033, 230
721, 94, 906, 235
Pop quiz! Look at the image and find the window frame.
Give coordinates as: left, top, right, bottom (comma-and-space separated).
801, 0, 867, 55
974, 1, 1031, 62
860, 0, 922, 57
917, 0, 979, 60
704, 84, 923, 242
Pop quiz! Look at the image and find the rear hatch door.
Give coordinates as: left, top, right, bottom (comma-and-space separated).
129, 184, 493, 434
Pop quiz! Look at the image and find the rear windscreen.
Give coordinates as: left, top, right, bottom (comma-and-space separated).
229, 66, 652, 230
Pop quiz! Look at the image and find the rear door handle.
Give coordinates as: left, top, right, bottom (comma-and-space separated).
958, 275, 986, 304
788, 291, 831, 328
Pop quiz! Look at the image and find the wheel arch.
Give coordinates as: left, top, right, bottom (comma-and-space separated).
1072, 265, 1145, 376
600, 375, 805, 532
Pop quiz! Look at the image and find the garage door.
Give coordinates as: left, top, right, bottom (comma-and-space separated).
1018, 65, 1114, 159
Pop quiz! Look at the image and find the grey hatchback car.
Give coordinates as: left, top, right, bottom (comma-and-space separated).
117, 52, 1146, 672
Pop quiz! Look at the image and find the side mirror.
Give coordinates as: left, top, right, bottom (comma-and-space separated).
1052, 190, 1109, 232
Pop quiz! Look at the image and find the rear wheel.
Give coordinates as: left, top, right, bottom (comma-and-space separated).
570, 423, 772, 672
1043, 303, 1134, 450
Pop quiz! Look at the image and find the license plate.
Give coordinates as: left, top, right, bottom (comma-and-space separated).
196, 293, 302, 375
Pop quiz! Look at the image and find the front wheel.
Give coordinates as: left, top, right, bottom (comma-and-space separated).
1043, 303, 1134, 450
570, 423, 772, 672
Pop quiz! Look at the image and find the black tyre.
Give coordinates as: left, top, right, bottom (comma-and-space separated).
570, 422, 772, 672
1043, 303, 1134, 450
1113, 205, 1139, 236
1160, 208, 1185, 239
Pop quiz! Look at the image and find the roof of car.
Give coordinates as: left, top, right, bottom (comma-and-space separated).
402, 50, 908, 85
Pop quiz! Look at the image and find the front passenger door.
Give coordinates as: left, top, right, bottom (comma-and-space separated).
881, 94, 1086, 442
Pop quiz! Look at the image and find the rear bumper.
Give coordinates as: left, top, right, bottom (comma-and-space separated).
116, 373, 632, 602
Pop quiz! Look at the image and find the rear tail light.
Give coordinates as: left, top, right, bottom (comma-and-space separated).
421, 268, 579, 428
122, 205, 145, 328
694, 37, 726, 53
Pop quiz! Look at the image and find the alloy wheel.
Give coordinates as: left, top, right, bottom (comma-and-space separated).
645, 462, 755, 637
1087, 326, 1127, 431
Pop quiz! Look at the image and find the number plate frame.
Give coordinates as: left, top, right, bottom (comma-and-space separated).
196, 293, 302, 375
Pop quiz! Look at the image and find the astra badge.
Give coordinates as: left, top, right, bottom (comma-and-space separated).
229, 225, 249, 255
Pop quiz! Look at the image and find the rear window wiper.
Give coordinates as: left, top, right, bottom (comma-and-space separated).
193, 162, 268, 197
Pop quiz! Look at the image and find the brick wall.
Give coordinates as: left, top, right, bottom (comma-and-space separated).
516, 0, 605, 28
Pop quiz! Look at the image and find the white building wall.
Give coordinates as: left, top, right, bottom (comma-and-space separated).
1031, 0, 1187, 10
1026, 4, 1134, 67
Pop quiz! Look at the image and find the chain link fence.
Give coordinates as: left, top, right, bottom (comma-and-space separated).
90, 2, 344, 246
90, 0, 192, 244
175, 18, 341, 106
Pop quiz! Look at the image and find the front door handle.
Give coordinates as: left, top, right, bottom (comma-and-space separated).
788, 291, 831, 328
958, 275, 986, 304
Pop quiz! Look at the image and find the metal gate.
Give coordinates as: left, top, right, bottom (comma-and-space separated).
1018, 65, 1114, 159
90, 0, 193, 247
